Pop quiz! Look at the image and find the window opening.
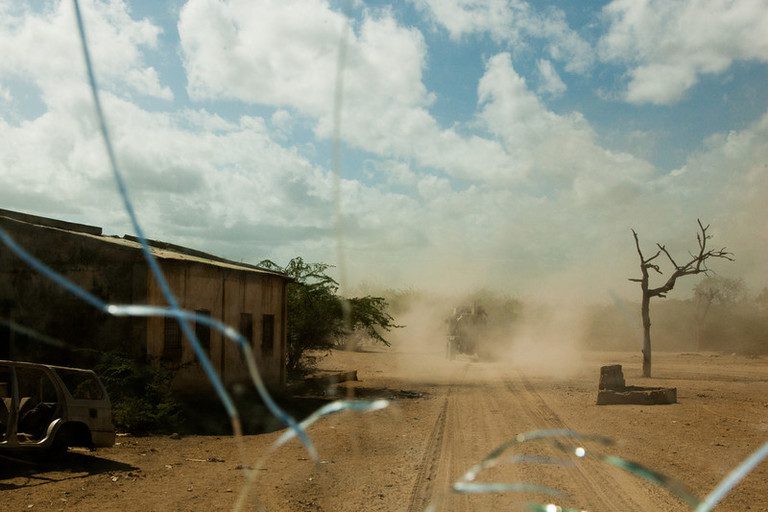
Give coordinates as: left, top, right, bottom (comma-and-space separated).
262, 314, 275, 354
162, 317, 182, 364
195, 309, 211, 356
15, 367, 61, 443
0, 305, 10, 359
240, 313, 253, 346
55, 368, 104, 400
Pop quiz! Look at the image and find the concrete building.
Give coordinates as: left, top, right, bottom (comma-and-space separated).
0, 209, 290, 391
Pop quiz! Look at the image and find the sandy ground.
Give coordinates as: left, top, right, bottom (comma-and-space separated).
1, 348, 767, 511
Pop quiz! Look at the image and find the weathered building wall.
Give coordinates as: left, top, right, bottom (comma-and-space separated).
1, 211, 288, 392
0, 216, 147, 364
145, 261, 287, 391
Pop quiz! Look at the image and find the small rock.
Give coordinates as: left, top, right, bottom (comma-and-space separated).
169, 433, 181, 440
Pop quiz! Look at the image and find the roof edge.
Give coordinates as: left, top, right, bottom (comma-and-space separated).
0, 208, 102, 236
122, 234, 292, 280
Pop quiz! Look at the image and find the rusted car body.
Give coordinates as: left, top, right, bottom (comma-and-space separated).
0, 360, 115, 454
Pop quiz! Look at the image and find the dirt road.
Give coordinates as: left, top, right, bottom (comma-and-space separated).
2, 349, 767, 511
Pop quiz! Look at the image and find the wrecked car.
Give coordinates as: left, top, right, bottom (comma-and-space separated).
0, 360, 115, 455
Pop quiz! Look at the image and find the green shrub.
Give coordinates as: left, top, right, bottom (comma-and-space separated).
259, 257, 400, 374
95, 352, 182, 434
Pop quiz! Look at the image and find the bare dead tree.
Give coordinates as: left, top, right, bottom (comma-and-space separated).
629, 220, 733, 377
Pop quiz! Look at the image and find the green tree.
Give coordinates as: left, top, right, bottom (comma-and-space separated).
259, 257, 400, 373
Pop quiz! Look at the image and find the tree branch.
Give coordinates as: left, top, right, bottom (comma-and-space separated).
631, 229, 644, 262
657, 243, 679, 269
645, 221, 734, 297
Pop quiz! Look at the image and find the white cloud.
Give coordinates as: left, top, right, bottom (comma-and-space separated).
599, 0, 768, 104
0, 1, 765, 301
0, 91, 336, 244
412, 0, 593, 73
364, 159, 420, 187
536, 58, 566, 97
661, 112, 768, 277
178, 0, 517, 183
0, 1, 172, 103
412, 0, 519, 41
179, 109, 236, 132
477, 53, 654, 197
270, 109, 293, 135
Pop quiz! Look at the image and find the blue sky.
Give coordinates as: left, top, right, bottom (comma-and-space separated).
1, 0, 767, 300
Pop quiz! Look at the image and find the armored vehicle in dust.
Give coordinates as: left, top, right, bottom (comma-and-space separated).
446, 303, 488, 359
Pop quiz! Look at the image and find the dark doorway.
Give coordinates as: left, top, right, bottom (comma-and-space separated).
0, 305, 11, 359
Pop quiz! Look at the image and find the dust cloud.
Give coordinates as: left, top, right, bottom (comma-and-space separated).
358, 288, 595, 382
353, 273, 768, 386
492, 302, 588, 379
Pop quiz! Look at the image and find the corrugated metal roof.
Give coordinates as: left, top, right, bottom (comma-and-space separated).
0, 209, 291, 280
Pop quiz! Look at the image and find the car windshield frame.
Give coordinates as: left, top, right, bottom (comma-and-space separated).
53, 367, 105, 401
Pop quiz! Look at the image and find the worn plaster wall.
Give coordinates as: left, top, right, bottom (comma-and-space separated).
146, 261, 287, 391
0, 216, 147, 365
0, 213, 287, 391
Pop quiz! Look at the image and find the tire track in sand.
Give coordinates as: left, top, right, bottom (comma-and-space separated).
406, 398, 448, 512
504, 373, 656, 511
407, 362, 471, 512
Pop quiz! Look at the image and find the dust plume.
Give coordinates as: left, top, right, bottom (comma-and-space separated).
362, 287, 595, 381
493, 301, 589, 379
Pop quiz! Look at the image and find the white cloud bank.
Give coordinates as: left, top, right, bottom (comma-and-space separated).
477, 53, 654, 198
599, 0, 768, 104
0, 0, 172, 102
411, 0, 593, 73
178, 0, 516, 183
0, 0, 765, 301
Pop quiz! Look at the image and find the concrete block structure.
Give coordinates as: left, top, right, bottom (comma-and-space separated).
0, 209, 290, 391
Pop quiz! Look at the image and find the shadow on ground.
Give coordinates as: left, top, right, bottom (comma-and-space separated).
328, 385, 426, 400
0, 451, 138, 490
177, 379, 427, 435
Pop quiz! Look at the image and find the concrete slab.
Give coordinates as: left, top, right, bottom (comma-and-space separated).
597, 385, 677, 405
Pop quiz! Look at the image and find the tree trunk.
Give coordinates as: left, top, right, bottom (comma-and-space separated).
641, 293, 652, 377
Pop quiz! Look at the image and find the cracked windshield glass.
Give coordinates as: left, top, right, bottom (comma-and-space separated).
0, 1, 767, 511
